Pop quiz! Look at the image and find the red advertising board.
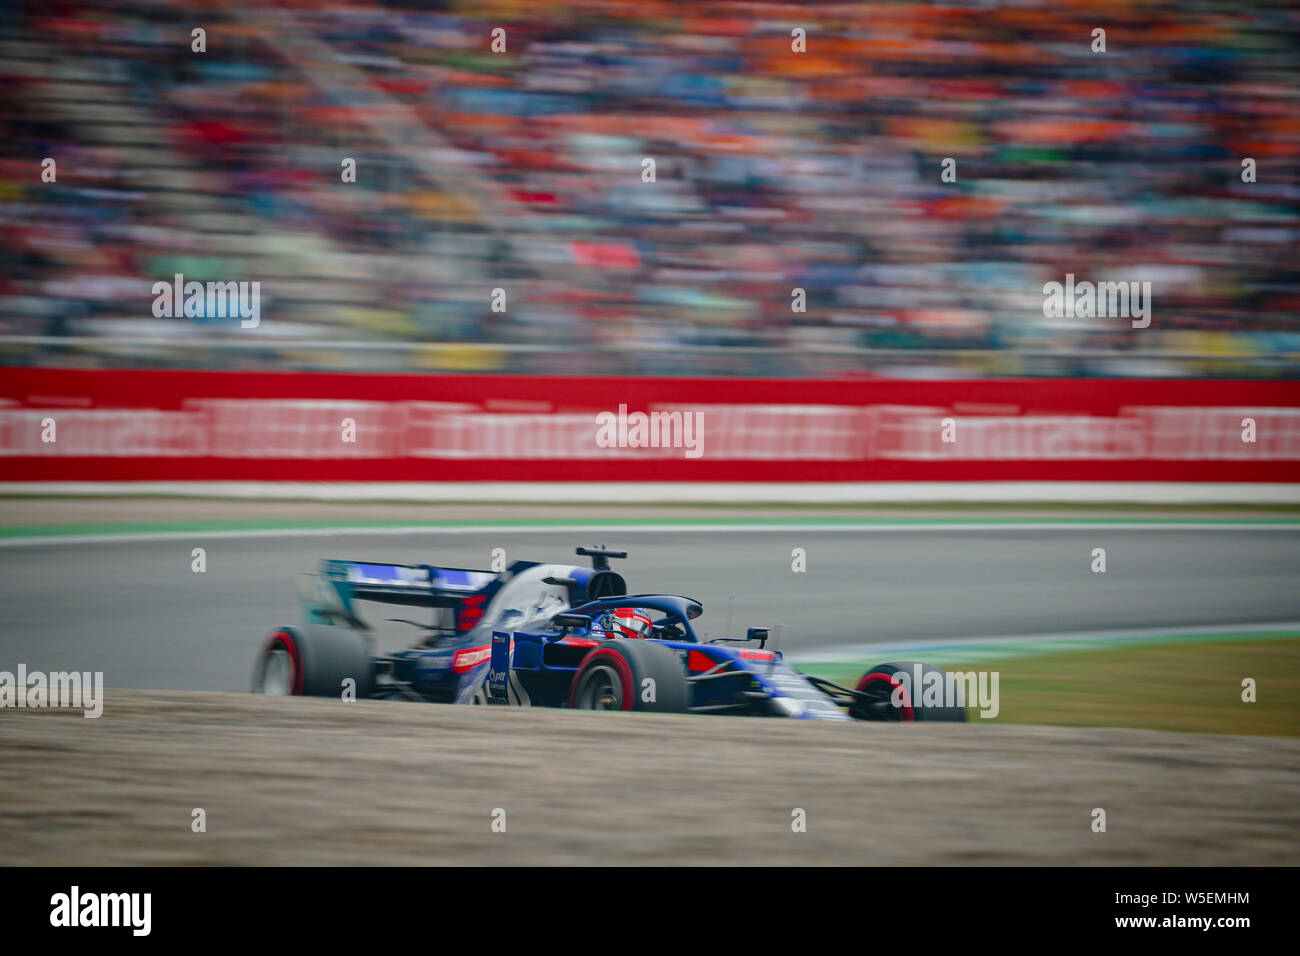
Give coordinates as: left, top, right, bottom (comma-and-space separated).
0, 368, 1297, 483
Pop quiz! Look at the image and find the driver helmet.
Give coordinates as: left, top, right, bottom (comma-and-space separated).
602, 607, 653, 640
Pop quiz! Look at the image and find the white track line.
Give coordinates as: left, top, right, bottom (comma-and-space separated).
786, 620, 1300, 663
1, 520, 1298, 548
2, 480, 1300, 503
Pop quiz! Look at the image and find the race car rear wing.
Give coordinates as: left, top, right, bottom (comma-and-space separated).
325, 560, 496, 606
301, 559, 500, 630
298, 547, 631, 633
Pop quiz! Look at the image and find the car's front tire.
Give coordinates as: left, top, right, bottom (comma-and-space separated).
568, 639, 689, 713
848, 661, 968, 722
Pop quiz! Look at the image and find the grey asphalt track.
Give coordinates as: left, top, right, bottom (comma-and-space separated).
1, 527, 1298, 691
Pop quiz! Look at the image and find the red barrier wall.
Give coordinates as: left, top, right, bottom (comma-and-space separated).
1, 368, 1297, 483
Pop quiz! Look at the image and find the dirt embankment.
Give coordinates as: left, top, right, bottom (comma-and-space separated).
2, 691, 1297, 865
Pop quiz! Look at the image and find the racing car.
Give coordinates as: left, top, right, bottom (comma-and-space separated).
251, 546, 967, 722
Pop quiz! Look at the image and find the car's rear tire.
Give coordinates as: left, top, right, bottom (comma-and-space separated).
568, 639, 689, 713
848, 661, 968, 722
252, 625, 373, 699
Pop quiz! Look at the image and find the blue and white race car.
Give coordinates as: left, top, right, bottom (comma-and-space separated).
251, 547, 967, 722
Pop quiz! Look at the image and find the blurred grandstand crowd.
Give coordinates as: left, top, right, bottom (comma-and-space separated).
1, 0, 1297, 377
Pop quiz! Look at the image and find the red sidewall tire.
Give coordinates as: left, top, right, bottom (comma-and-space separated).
267, 630, 303, 696
569, 647, 636, 710
856, 671, 915, 722
852, 661, 968, 722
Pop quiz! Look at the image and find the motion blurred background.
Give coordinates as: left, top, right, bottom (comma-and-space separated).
3, 2, 1300, 879
2, 0, 1297, 379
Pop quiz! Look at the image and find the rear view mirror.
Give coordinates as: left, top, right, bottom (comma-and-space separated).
553, 613, 593, 632
746, 627, 770, 649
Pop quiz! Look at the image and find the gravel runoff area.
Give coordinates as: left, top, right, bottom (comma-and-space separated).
2, 691, 1297, 865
